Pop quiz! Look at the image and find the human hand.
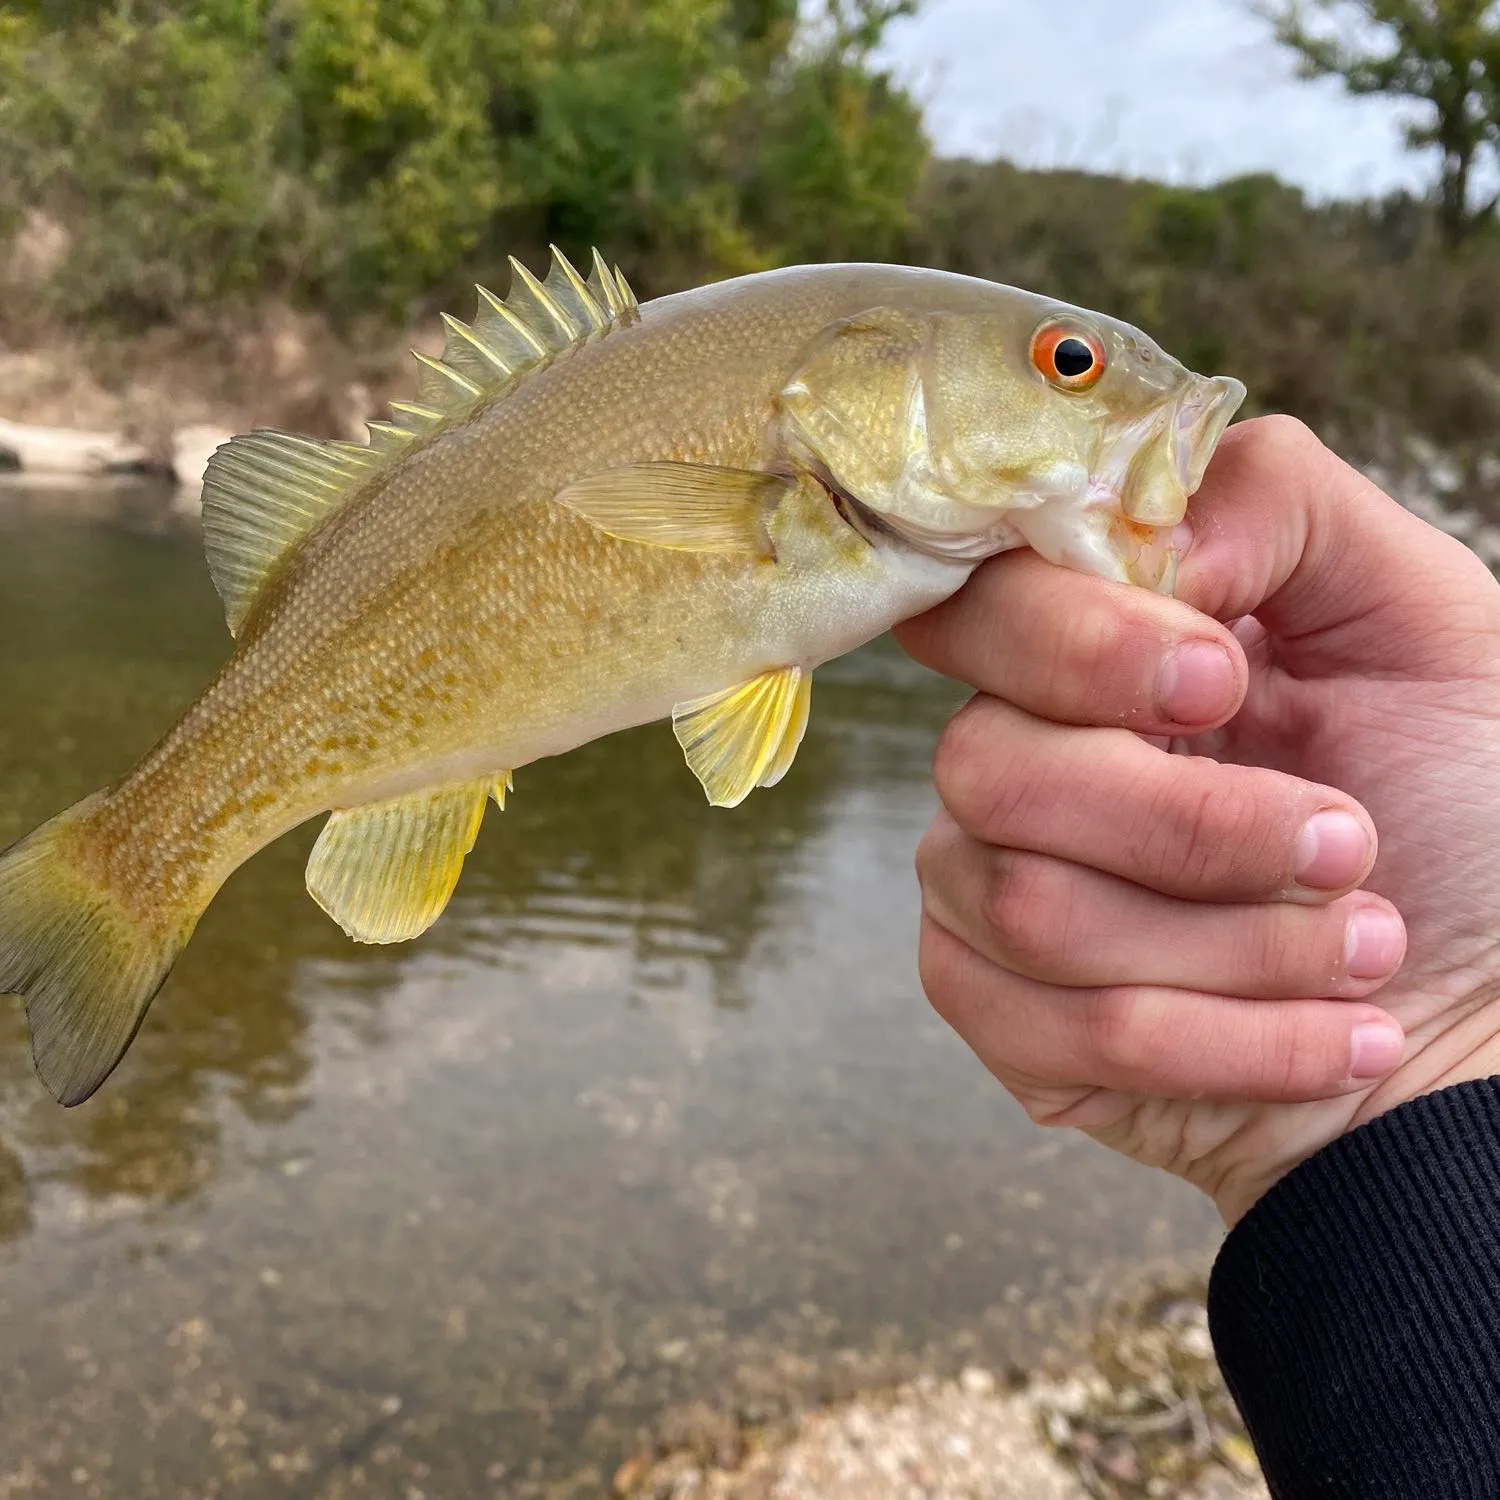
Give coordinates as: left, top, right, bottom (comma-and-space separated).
896, 416, 1500, 1226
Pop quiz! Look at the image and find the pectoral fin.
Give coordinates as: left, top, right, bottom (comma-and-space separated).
555, 463, 791, 556
673, 666, 812, 808
306, 780, 493, 944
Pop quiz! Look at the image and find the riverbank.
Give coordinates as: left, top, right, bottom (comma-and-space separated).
0, 308, 425, 485
618, 1278, 1266, 1500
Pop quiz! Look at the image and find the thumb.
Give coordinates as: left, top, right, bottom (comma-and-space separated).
1176, 416, 1494, 678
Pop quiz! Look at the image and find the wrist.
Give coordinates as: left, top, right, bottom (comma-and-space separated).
1212, 970, 1500, 1227
1353, 970, 1500, 1128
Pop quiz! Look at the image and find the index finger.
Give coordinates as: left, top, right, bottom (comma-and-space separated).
894, 540, 1249, 735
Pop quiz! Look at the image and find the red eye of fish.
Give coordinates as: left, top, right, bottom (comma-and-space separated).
1030, 324, 1106, 391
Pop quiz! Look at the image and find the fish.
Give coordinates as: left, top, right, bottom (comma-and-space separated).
0, 249, 1246, 1106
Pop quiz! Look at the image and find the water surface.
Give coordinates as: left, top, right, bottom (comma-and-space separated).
0, 484, 1221, 1497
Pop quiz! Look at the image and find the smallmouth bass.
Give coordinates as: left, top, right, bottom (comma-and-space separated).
0, 250, 1245, 1104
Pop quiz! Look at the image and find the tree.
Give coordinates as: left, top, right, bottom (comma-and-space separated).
1260, 1, 1500, 246
0, 0, 929, 323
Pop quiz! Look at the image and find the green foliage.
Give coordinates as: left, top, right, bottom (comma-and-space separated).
0, 0, 925, 321
10, 0, 1500, 469
750, 0, 924, 264
0, 10, 300, 320
489, 0, 766, 289
281, 0, 504, 309
750, 25, 927, 264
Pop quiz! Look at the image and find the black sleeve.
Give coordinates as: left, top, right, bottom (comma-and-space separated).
1207, 1078, 1500, 1498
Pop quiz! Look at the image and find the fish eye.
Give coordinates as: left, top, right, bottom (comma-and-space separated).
1030, 323, 1106, 392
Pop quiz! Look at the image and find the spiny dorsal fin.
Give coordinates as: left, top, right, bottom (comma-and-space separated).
384, 244, 636, 443
201, 247, 639, 635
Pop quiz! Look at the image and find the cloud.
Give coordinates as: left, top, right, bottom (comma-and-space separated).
878, 0, 1434, 200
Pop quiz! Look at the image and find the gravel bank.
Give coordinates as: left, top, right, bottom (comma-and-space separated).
620, 1282, 1269, 1500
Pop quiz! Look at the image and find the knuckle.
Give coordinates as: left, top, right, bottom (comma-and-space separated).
1259, 1012, 1329, 1098
1020, 1093, 1073, 1129
931, 698, 1025, 835
1251, 413, 1323, 466
1231, 908, 1343, 996
983, 852, 1067, 962
1083, 986, 1153, 1074
913, 820, 948, 890
1065, 600, 1127, 702
931, 698, 989, 809
916, 918, 967, 1023
1228, 912, 1298, 992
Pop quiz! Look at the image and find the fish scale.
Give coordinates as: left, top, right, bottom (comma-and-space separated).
0, 250, 1245, 1104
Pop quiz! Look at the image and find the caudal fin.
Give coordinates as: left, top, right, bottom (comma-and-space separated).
0, 793, 196, 1105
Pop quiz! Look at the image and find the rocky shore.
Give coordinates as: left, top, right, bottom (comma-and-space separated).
0, 311, 424, 494
615, 1281, 1268, 1500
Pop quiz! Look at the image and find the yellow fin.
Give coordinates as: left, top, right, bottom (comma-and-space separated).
490, 771, 514, 810
201, 247, 638, 634
0, 791, 200, 1106
556, 463, 790, 555
306, 781, 490, 945
202, 432, 382, 636
673, 666, 812, 808
757, 670, 813, 788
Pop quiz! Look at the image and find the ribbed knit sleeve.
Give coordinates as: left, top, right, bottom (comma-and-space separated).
1207, 1078, 1500, 1498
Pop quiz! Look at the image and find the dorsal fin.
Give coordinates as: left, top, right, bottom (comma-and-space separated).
200, 246, 639, 635
380, 245, 638, 446
202, 433, 382, 636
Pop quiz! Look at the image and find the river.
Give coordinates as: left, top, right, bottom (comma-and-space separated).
0, 483, 1222, 1498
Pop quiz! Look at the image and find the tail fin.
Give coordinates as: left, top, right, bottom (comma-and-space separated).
0, 793, 196, 1106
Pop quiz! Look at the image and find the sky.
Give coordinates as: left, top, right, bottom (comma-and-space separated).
878, 0, 1434, 201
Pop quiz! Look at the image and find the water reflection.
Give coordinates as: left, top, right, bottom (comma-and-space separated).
0, 486, 1221, 1496
0, 484, 963, 1231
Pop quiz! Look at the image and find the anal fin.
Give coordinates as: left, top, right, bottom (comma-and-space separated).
673, 666, 812, 808
306, 781, 491, 945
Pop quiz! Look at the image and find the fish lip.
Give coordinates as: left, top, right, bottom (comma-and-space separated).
1111, 373, 1244, 587
1173, 374, 1247, 494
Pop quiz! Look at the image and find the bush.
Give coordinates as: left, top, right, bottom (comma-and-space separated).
0, 11, 302, 321
0, 0, 926, 320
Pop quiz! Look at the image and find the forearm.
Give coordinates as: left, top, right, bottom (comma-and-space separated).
1209, 1078, 1500, 1498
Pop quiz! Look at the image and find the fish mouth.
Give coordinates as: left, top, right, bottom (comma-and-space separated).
1118, 373, 1247, 528
807, 372, 1247, 594
1111, 373, 1246, 592
1172, 373, 1247, 494
812, 465, 1022, 562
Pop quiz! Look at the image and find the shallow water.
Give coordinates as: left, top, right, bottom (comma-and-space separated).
0, 484, 1221, 1497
